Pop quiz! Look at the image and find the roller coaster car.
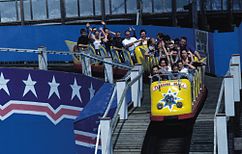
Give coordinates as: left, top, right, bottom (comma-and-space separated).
65, 40, 130, 78
150, 66, 207, 121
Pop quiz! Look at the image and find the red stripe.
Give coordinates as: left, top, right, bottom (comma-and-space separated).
0, 103, 81, 121
75, 134, 101, 145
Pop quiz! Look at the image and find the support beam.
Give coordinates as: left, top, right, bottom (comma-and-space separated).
171, 0, 177, 26
136, 0, 143, 25
60, 0, 66, 24
192, 0, 198, 28
101, 0, 106, 21
200, 0, 209, 30
19, 0, 25, 25
227, 0, 233, 31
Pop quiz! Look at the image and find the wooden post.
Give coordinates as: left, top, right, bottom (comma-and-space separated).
81, 53, 92, 77
216, 114, 228, 154
38, 47, 48, 70
100, 118, 113, 154
104, 57, 113, 84
131, 66, 140, 107
224, 76, 235, 117
116, 80, 127, 120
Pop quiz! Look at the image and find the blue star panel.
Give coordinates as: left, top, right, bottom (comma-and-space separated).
0, 68, 105, 154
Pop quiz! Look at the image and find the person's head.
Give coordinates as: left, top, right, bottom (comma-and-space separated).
104, 28, 109, 33
180, 36, 187, 47
92, 27, 97, 33
125, 30, 131, 39
171, 48, 178, 56
172, 63, 179, 73
181, 49, 188, 59
177, 60, 184, 70
157, 32, 164, 41
152, 65, 160, 75
140, 29, 146, 39
174, 38, 180, 45
159, 58, 168, 67
115, 31, 121, 38
94, 31, 100, 38
163, 35, 171, 43
148, 38, 155, 46
167, 41, 174, 50
80, 28, 86, 36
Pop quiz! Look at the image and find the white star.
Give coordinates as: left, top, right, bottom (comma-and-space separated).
0, 72, 10, 95
70, 78, 82, 102
23, 74, 37, 98
88, 82, 95, 100
48, 76, 60, 99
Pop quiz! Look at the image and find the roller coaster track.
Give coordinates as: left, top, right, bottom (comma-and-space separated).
190, 75, 223, 153
113, 75, 222, 154
112, 83, 150, 154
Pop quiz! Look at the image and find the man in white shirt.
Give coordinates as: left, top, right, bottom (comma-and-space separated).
122, 30, 140, 63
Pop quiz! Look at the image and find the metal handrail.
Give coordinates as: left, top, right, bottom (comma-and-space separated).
213, 80, 225, 154
0, 47, 133, 70
93, 86, 117, 153
92, 62, 142, 153
111, 69, 143, 129
78, 51, 132, 70
213, 59, 240, 153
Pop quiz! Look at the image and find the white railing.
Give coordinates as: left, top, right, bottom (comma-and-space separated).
214, 54, 241, 154
94, 65, 143, 154
0, 47, 133, 84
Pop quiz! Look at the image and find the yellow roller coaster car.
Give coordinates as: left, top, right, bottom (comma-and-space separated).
150, 67, 207, 121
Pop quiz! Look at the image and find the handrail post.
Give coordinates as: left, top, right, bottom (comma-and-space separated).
131, 66, 140, 107
230, 64, 240, 102
231, 54, 241, 89
137, 64, 143, 100
100, 117, 113, 154
224, 76, 234, 117
38, 46, 48, 70
104, 57, 113, 84
116, 80, 128, 120
81, 53, 92, 77
202, 65, 206, 85
216, 114, 228, 154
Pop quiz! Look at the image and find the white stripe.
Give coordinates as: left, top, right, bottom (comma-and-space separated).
74, 130, 97, 138
75, 140, 101, 150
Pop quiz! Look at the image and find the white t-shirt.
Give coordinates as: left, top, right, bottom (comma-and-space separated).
93, 40, 102, 50
180, 67, 188, 74
122, 37, 138, 52
139, 37, 150, 46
